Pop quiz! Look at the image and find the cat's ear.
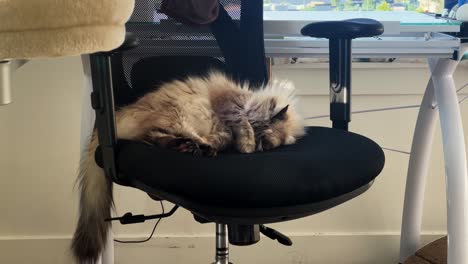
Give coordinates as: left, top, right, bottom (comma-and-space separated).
272, 105, 289, 122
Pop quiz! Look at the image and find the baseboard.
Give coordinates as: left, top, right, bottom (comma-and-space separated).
0, 233, 445, 264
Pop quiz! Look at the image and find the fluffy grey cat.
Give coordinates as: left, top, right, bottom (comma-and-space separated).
72, 72, 305, 263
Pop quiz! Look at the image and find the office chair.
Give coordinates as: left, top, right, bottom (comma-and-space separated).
88, 0, 385, 263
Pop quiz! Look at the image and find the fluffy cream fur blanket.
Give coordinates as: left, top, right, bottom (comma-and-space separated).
0, 0, 135, 60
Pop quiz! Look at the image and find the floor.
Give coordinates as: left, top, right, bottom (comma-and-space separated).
404, 237, 447, 264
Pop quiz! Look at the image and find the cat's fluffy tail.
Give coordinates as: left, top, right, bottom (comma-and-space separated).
71, 132, 113, 263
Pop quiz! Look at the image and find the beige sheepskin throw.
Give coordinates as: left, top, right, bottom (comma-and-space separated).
0, 0, 135, 60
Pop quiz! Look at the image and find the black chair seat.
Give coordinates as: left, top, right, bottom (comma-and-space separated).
113, 126, 385, 223
301, 18, 384, 39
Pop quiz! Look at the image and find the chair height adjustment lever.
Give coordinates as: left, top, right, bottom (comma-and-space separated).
260, 225, 293, 246
105, 205, 179, 225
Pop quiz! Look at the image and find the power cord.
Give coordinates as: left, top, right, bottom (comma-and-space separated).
114, 201, 165, 244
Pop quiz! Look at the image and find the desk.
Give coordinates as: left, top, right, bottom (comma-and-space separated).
105, 11, 468, 264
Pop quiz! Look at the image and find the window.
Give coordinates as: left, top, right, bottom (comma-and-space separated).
263, 0, 443, 13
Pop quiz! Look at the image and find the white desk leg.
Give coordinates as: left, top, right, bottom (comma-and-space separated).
101, 231, 115, 264
399, 65, 438, 263
81, 55, 115, 264
430, 56, 468, 264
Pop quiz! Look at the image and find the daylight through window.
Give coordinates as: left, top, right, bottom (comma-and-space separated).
263, 0, 443, 13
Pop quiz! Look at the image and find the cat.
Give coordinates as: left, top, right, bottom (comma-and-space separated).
71, 72, 305, 263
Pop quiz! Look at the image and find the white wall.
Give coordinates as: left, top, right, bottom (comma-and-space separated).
0, 56, 467, 264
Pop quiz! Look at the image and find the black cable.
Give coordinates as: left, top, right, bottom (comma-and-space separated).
114, 201, 165, 244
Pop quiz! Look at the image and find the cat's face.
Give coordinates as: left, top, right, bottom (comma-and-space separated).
249, 102, 305, 152
244, 79, 305, 152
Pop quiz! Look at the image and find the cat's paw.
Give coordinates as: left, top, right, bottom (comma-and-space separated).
237, 141, 256, 154
176, 140, 203, 156
199, 144, 218, 157
176, 140, 217, 157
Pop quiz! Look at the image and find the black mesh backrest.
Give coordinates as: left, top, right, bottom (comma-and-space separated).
131, 56, 227, 99
111, 0, 267, 108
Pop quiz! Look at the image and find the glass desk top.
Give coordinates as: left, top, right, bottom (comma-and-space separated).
262, 11, 462, 34
263, 11, 461, 26
127, 11, 462, 34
